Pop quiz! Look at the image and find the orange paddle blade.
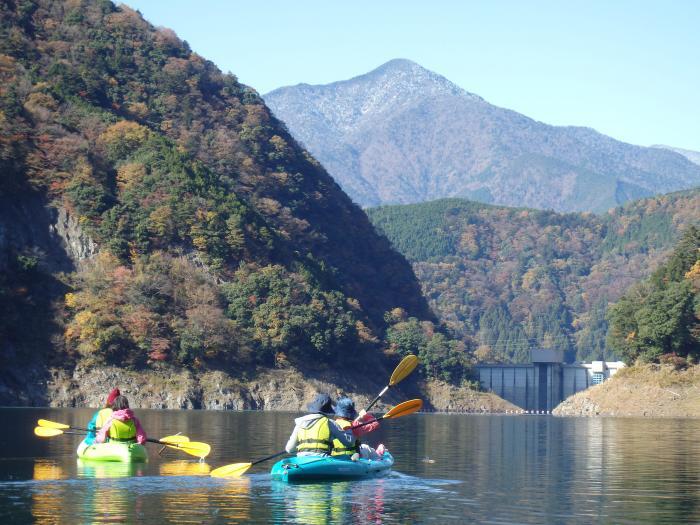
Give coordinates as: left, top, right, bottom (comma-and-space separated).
384, 399, 423, 419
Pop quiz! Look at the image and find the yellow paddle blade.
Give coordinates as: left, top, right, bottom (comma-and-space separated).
159, 435, 190, 444
384, 399, 423, 419
37, 419, 70, 430
168, 441, 211, 459
389, 355, 418, 386
210, 462, 252, 479
34, 427, 64, 437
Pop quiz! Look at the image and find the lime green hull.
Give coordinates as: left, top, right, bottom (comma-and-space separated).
77, 440, 148, 462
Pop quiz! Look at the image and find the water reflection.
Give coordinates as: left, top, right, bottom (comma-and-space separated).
271, 478, 388, 525
30, 483, 61, 525
76, 459, 146, 479
76, 460, 145, 524
32, 460, 65, 481
160, 477, 252, 523
159, 460, 211, 476
4, 408, 700, 524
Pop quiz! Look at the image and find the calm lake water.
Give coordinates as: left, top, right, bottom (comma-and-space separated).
1, 408, 700, 524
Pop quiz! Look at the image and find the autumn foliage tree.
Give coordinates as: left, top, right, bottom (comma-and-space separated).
607, 226, 700, 363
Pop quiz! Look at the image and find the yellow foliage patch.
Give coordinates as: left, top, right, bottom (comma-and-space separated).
149, 205, 173, 237
127, 102, 149, 119
74, 310, 96, 341
116, 162, 146, 190
64, 293, 78, 308
99, 120, 149, 149
685, 260, 700, 280
521, 267, 539, 290
191, 235, 208, 251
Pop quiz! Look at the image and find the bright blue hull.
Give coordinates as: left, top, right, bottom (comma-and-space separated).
271, 452, 394, 483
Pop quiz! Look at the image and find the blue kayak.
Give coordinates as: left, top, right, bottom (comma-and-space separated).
271, 452, 394, 483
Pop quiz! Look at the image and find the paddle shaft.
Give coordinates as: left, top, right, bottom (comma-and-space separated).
353, 412, 390, 430
55, 424, 181, 447
365, 386, 390, 412
252, 451, 286, 467
158, 431, 183, 455
57, 429, 88, 436
364, 355, 418, 412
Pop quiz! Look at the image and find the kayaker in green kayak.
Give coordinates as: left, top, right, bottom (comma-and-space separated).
95, 395, 147, 445
332, 398, 386, 460
285, 393, 354, 457
84, 387, 120, 445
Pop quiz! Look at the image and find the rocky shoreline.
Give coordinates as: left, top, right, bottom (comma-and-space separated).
0, 363, 518, 413
553, 364, 700, 418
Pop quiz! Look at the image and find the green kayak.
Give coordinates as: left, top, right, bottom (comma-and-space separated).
76, 439, 148, 462
271, 452, 394, 483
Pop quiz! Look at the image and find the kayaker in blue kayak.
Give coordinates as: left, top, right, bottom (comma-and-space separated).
95, 395, 147, 445
285, 393, 354, 457
332, 398, 386, 460
84, 387, 120, 445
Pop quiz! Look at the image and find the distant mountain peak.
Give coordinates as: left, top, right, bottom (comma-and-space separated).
352, 58, 483, 104
266, 58, 482, 131
264, 61, 700, 212
374, 57, 420, 70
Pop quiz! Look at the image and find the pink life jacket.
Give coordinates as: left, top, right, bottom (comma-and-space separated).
95, 408, 147, 444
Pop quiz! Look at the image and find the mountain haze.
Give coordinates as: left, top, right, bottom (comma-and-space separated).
265, 59, 700, 212
653, 145, 700, 166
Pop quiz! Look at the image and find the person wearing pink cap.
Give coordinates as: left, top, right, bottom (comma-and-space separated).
84, 388, 120, 445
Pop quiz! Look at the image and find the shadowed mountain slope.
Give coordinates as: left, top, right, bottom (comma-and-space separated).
0, 1, 436, 391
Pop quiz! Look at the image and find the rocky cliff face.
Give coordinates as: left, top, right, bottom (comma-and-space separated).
0, 195, 95, 273
0, 364, 517, 413
50, 207, 97, 267
265, 59, 700, 212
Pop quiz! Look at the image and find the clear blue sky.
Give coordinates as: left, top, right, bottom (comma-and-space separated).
123, 1, 700, 151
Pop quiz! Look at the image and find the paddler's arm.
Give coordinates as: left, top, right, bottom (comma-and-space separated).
85, 410, 99, 444
351, 413, 379, 437
328, 419, 354, 447
285, 425, 300, 453
87, 411, 98, 434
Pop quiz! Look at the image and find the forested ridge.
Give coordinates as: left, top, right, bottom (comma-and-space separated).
607, 226, 700, 363
0, 0, 470, 387
367, 191, 700, 363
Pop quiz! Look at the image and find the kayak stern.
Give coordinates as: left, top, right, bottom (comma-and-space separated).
76, 440, 148, 462
271, 452, 394, 483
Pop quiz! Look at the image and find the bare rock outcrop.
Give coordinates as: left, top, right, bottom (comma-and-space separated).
49, 207, 97, 266
4, 364, 518, 413
553, 364, 700, 417
421, 379, 521, 413
0, 196, 93, 273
